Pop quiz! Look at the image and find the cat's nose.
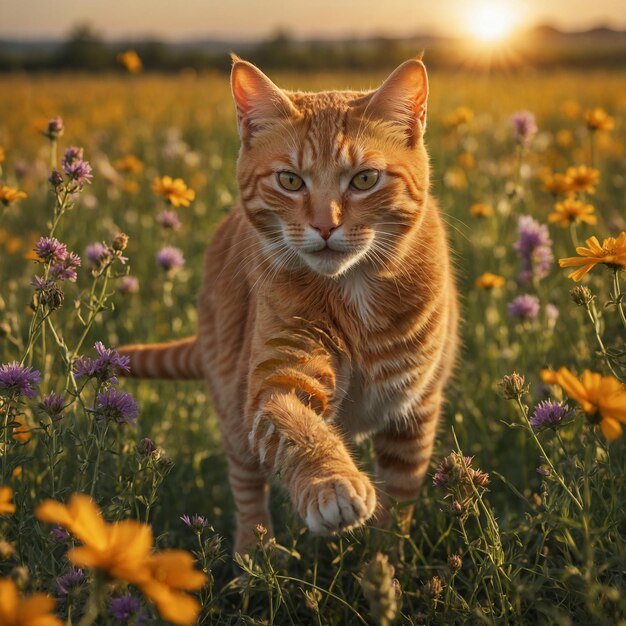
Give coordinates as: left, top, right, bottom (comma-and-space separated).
311, 224, 340, 240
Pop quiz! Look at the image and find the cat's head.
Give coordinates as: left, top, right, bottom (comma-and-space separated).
231, 57, 430, 278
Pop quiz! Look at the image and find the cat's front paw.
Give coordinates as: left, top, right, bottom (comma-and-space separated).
297, 472, 377, 535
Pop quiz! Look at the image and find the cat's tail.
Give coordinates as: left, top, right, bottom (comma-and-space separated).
117, 336, 204, 380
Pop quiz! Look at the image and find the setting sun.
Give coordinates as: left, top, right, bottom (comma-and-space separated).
468, 4, 518, 42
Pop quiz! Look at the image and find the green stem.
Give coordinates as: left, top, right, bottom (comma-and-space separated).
515, 398, 583, 511
612, 270, 626, 334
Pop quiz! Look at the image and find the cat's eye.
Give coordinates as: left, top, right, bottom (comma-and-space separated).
278, 171, 305, 192
350, 169, 379, 191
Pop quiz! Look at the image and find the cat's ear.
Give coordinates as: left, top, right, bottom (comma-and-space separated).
230, 56, 299, 140
359, 58, 429, 145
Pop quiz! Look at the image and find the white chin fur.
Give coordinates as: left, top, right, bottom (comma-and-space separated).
300, 248, 367, 277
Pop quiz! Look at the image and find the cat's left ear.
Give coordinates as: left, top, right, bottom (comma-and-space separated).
360, 59, 429, 145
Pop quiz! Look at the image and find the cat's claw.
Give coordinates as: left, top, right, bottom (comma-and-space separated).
301, 473, 376, 535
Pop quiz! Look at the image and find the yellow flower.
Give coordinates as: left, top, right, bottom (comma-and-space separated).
0, 185, 27, 206
152, 176, 196, 207
584, 107, 615, 132
117, 50, 142, 73
548, 198, 597, 228
0, 578, 62, 626
457, 152, 475, 169
470, 203, 493, 218
0, 147, 5, 163
475, 272, 505, 289
555, 129, 574, 148
550, 367, 626, 440
139, 551, 208, 626
0, 487, 16, 515
11, 416, 32, 444
36, 494, 207, 624
113, 155, 144, 174
565, 165, 600, 195
559, 232, 626, 281
36, 493, 153, 585
542, 172, 572, 196
441, 106, 473, 129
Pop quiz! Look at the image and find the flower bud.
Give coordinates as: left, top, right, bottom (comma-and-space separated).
570, 286, 593, 307
499, 372, 527, 399
48, 169, 64, 188
361, 553, 397, 626
113, 232, 129, 252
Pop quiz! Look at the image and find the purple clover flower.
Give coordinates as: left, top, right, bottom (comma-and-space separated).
139, 437, 157, 455
61, 146, 84, 167
156, 246, 185, 273
50, 252, 81, 282
181, 514, 210, 531
514, 215, 553, 284
545, 303, 559, 322
117, 275, 139, 295
507, 294, 540, 321
511, 110, 538, 147
0, 362, 41, 399
40, 391, 65, 417
96, 388, 139, 425
47, 117, 64, 135
35, 237, 68, 263
74, 341, 130, 384
109, 595, 148, 624
84, 242, 107, 267
529, 400, 570, 430
157, 210, 182, 230
54, 567, 85, 597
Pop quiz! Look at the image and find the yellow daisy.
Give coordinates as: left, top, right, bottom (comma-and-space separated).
559, 232, 626, 281
152, 176, 195, 207
548, 198, 597, 228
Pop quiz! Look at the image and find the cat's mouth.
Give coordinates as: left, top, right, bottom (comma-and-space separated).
298, 244, 368, 277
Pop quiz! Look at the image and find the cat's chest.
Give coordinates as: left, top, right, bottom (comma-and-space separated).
336, 353, 422, 439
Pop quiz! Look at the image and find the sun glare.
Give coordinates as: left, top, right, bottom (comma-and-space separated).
469, 4, 517, 42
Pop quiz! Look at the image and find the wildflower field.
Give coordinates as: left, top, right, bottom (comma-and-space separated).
0, 68, 625, 625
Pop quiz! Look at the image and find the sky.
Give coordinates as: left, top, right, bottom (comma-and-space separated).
1, 0, 626, 41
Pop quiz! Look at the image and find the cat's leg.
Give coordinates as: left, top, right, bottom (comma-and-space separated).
373, 389, 442, 532
246, 324, 376, 537
218, 420, 274, 554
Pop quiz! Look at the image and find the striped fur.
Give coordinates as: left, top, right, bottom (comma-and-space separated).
119, 58, 458, 553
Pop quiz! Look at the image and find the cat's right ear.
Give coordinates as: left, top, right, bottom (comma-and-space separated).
230, 56, 299, 141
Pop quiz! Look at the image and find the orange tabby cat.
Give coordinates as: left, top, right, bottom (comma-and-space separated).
119, 57, 458, 553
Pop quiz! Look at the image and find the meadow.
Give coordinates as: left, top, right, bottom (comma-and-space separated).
0, 67, 625, 625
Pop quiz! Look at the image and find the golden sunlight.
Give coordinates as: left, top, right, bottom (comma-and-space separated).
468, 3, 518, 42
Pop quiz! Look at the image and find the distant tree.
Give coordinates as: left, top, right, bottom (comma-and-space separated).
54, 24, 112, 71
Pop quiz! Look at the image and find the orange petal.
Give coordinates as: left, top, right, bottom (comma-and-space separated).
0, 579, 19, 622
149, 550, 208, 589
67, 494, 109, 549
35, 500, 74, 529
67, 546, 107, 569
600, 416, 623, 440
555, 367, 589, 405
141, 581, 201, 626
18, 594, 61, 625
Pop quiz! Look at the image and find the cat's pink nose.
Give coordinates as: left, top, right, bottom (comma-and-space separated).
311, 223, 340, 240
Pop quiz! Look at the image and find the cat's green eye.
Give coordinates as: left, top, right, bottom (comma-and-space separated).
350, 169, 380, 191
278, 171, 305, 192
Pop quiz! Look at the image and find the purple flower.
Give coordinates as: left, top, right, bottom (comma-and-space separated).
515, 216, 553, 284
74, 341, 130, 384
61, 146, 84, 167
529, 400, 570, 430
84, 242, 108, 266
117, 275, 139, 295
34, 237, 68, 263
50, 252, 81, 282
96, 388, 139, 425
508, 294, 540, 321
54, 567, 85, 597
536, 467, 550, 477
61, 146, 93, 185
48, 169, 64, 187
157, 210, 182, 230
49, 526, 70, 544
156, 246, 185, 273
47, 117, 64, 136
109, 595, 148, 624
40, 392, 65, 416
511, 111, 537, 147
181, 514, 210, 531
0, 362, 41, 399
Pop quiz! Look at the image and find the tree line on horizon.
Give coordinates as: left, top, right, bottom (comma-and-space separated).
2, 24, 626, 73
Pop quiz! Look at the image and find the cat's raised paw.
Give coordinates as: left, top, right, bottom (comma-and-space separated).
300, 473, 376, 535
